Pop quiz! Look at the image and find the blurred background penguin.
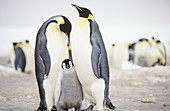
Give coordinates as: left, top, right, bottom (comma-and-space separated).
22, 40, 34, 74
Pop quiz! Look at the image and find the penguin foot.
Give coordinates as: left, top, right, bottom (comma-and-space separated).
37, 105, 47, 110
106, 102, 116, 110
104, 98, 116, 110
51, 105, 57, 111
81, 105, 94, 111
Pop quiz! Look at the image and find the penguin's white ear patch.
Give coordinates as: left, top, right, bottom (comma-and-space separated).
69, 61, 73, 68
62, 63, 66, 69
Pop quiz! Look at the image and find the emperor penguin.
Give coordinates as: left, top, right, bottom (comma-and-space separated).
35, 15, 71, 110
155, 40, 166, 66
134, 38, 151, 66
108, 44, 115, 73
55, 59, 83, 111
22, 40, 34, 74
151, 36, 156, 47
71, 4, 115, 111
13, 42, 26, 72
113, 43, 132, 69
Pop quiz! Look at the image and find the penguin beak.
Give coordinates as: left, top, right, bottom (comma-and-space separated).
72, 4, 82, 11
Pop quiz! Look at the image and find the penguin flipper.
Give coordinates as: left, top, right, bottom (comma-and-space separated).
39, 37, 51, 77
91, 40, 101, 78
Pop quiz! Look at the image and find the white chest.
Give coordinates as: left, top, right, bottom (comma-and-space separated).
71, 18, 97, 86
46, 26, 68, 79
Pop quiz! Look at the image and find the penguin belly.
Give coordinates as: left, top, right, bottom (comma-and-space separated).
71, 18, 98, 87
23, 44, 33, 73
43, 28, 68, 109
134, 42, 150, 66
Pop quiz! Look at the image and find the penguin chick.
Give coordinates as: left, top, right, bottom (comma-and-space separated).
55, 59, 83, 111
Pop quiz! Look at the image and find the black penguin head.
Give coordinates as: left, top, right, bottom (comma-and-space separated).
61, 59, 74, 70
59, 16, 72, 39
47, 16, 72, 41
156, 40, 161, 44
25, 40, 29, 43
152, 36, 155, 40
72, 4, 94, 21
13, 42, 18, 47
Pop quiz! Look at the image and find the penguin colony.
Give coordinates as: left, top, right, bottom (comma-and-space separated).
10, 40, 34, 73
34, 4, 115, 111
108, 37, 167, 71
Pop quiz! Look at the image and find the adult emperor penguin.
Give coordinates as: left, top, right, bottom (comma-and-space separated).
35, 15, 71, 110
108, 44, 115, 73
155, 40, 166, 66
113, 43, 132, 69
22, 40, 34, 73
71, 4, 115, 110
134, 38, 151, 66
55, 59, 83, 111
13, 42, 26, 72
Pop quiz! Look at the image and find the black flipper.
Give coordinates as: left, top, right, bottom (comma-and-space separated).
89, 20, 116, 110
14, 47, 26, 72
91, 39, 101, 78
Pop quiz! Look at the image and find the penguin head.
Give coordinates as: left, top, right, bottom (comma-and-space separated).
13, 42, 18, 47
112, 44, 115, 47
156, 40, 161, 44
72, 4, 94, 21
59, 16, 72, 39
152, 36, 155, 40
48, 16, 72, 39
25, 40, 29, 43
61, 59, 74, 70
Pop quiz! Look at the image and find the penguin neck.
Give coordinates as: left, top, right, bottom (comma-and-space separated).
45, 23, 64, 40
77, 17, 89, 24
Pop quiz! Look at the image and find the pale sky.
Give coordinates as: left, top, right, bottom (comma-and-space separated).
0, 0, 170, 56
0, 0, 170, 26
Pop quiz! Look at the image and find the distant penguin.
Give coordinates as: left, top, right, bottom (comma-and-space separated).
128, 42, 136, 63
134, 38, 151, 66
55, 59, 83, 111
13, 43, 26, 72
35, 15, 71, 110
22, 40, 34, 73
151, 36, 156, 47
155, 40, 166, 66
10, 42, 17, 69
71, 4, 115, 110
113, 43, 131, 69
108, 44, 115, 73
